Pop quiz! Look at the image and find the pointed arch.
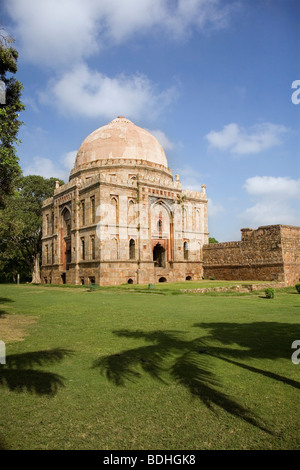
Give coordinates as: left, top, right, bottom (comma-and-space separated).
111, 237, 119, 260
129, 238, 136, 260
184, 241, 189, 260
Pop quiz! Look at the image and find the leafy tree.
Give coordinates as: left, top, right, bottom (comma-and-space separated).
0, 175, 64, 283
209, 237, 219, 244
0, 27, 25, 208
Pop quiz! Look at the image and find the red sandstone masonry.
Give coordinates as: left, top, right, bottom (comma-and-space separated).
203, 225, 300, 286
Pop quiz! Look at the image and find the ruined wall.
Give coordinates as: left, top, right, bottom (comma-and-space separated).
203, 225, 289, 283
281, 226, 300, 285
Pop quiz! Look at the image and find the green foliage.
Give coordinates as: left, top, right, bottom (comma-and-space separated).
209, 237, 219, 244
295, 283, 300, 294
0, 29, 25, 208
265, 288, 275, 299
0, 175, 64, 282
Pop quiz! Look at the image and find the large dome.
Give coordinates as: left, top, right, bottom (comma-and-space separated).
75, 116, 168, 169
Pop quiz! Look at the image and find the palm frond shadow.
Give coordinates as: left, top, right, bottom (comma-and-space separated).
0, 348, 73, 396
0, 435, 6, 450
0, 297, 13, 318
0, 297, 14, 304
93, 328, 274, 434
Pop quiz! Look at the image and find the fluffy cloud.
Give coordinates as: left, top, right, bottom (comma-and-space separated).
148, 129, 174, 151
6, 0, 232, 67
23, 150, 77, 182
5, 0, 100, 66
174, 165, 204, 191
243, 176, 300, 200
205, 122, 288, 155
39, 63, 176, 120
5, 0, 233, 121
208, 198, 225, 217
240, 176, 300, 227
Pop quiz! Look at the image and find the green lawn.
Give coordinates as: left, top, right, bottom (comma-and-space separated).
0, 283, 299, 450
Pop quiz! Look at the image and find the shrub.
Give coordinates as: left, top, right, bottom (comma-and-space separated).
265, 288, 275, 299
210, 276, 216, 280
296, 283, 300, 294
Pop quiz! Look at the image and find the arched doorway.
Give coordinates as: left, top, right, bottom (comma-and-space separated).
153, 243, 166, 268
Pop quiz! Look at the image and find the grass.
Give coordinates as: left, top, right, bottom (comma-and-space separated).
0, 283, 299, 450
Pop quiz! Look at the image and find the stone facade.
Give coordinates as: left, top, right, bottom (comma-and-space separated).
41, 117, 209, 286
203, 225, 300, 286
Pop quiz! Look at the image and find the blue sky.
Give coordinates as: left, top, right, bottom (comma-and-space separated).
1, 0, 299, 241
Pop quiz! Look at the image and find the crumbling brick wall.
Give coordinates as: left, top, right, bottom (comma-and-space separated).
203, 225, 300, 285
281, 226, 300, 285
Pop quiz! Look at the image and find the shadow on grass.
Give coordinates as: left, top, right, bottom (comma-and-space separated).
0, 297, 14, 303
0, 349, 74, 396
0, 297, 14, 318
0, 435, 6, 450
93, 322, 300, 434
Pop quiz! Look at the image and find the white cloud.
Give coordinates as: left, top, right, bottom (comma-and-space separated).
174, 165, 204, 191
205, 122, 288, 155
147, 129, 174, 151
240, 176, 300, 227
6, 0, 233, 67
241, 202, 299, 226
208, 198, 225, 217
23, 150, 77, 182
63, 150, 77, 174
6, 0, 101, 66
243, 176, 300, 199
39, 63, 176, 120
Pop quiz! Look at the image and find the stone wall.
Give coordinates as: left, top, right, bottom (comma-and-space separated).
281, 225, 300, 285
203, 225, 300, 286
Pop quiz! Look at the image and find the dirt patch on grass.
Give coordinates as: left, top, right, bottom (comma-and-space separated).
0, 315, 38, 343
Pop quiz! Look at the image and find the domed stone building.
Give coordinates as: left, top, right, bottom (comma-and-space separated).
41, 117, 208, 285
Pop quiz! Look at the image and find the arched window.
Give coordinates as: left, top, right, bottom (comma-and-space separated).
61, 208, 72, 268
196, 209, 201, 231
157, 218, 162, 236
91, 236, 95, 260
111, 197, 118, 230
111, 238, 118, 260
198, 242, 202, 260
46, 214, 50, 235
81, 238, 85, 260
62, 208, 71, 238
183, 208, 187, 231
184, 241, 189, 260
128, 200, 135, 225
129, 239, 136, 260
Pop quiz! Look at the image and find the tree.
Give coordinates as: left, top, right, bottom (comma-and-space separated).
0, 27, 25, 208
209, 237, 219, 244
0, 175, 64, 283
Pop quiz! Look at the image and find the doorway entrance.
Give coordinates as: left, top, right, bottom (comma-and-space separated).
153, 243, 166, 268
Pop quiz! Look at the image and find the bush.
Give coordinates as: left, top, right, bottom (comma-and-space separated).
295, 283, 300, 294
265, 288, 275, 299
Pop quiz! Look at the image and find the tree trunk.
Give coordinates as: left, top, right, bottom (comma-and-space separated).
31, 253, 41, 284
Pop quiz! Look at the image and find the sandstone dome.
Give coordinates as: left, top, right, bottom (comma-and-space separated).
74, 116, 168, 169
